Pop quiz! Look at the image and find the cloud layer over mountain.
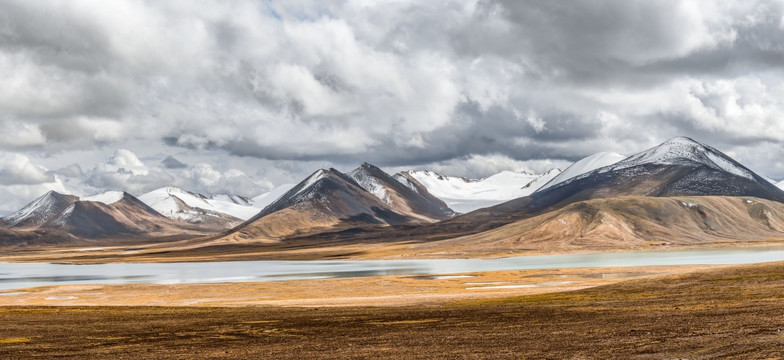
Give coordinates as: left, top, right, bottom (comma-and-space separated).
1, 0, 783, 212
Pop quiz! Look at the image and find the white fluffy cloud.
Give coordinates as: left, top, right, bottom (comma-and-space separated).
1, 0, 784, 211
0, 152, 53, 185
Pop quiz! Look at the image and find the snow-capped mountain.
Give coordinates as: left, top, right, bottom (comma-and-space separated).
210, 194, 254, 206
776, 180, 784, 191
81, 191, 126, 205
230, 166, 453, 241
538, 152, 626, 191
2, 191, 79, 228
375, 137, 784, 249
396, 168, 561, 213
1, 191, 200, 239
607, 137, 755, 179
138, 187, 260, 227
348, 163, 454, 221
252, 183, 297, 210
516, 137, 784, 220
539, 137, 778, 198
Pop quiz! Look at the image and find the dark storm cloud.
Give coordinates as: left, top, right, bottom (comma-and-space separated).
1, 0, 784, 209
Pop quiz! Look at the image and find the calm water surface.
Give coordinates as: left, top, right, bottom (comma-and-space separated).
2, 245, 784, 291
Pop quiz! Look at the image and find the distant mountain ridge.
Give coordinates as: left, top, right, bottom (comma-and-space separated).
396, 168, 562, 213
0, 191, 206, 240
138, 187, 258, 229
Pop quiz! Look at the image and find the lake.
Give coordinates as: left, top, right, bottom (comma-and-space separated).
2, 245, 784, 291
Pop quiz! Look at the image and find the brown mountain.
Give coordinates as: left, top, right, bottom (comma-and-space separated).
226, 166, 453, 241
382, 136, 784, 242
348, 163, 454, 221
409, 196, 784, 256
1, 191, 225, 244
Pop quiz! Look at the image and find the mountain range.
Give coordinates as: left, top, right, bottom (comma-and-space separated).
3, 136, 784, 257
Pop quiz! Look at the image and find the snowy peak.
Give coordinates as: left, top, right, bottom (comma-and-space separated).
348, 163, 393, 205
248, 167, 401, 227
539, 152, 626, 191
611, 137, 755, 180
521, 168, 562, 190
348, 163, 454, 220
138, 186, 260, 225
399, 168, 562, 213
3, 191, 79, 228
81, 191, 126, 205
210, 194, 253, 206
252, 183, 297, 210
399, 170, 476, 184
247, 164, 452, 236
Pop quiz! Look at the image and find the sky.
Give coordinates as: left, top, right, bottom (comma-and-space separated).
1, 0, 784, 214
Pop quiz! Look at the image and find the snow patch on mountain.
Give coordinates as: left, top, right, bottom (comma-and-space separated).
400, 168, 561, 213
539, 152, 626, 191
138, 187, 261, 221
610, 137, 754, 180
252, 184, 297, 210
210, 194, 253, 206
348, 166, 391, 205
51, 204, 76, 227
543, 137, 760, 192
81, 191, 125, 205
294, 170, 328, 198
2, 191, 76, 227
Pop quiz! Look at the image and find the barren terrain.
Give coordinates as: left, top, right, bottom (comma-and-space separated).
2, 261, 784, 358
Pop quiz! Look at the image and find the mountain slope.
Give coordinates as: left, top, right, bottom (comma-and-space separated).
539, 152, 626, 191
252, 183, 297, 211
2, 191, 80, 229
528, 137, 784, 210
46, 192, 178, 238
348, 163, 454, 221
2, 191, 224, 242
138, 187, 258, 228
308, 137, 784, 246
228, 168, 438, 241
397, 168, 561, 213
411, 196, 784, 256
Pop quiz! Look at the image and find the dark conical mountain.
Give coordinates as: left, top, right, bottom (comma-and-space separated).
527, 136, 784, 209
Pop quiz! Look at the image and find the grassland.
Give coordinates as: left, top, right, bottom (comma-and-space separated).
2, 261, 784, 358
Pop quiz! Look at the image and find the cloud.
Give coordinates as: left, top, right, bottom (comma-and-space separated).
0, 152, 53, 185
390, 153, 571, 179
82, 149, 267, 197
0, 121, 46, 147
1, 0, 784, 208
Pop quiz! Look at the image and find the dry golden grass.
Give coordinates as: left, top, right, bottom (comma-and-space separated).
2, 261, 784, 358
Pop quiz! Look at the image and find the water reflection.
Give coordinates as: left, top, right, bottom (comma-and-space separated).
1, 245, 784, 291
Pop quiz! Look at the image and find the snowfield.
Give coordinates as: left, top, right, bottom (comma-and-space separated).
81, 191, 126, 205
539, 152, 626, 191
138, 187, 261, 221
400, 169, 561, 213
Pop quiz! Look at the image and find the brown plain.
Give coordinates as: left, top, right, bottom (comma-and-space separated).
2, 261, 784, 359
